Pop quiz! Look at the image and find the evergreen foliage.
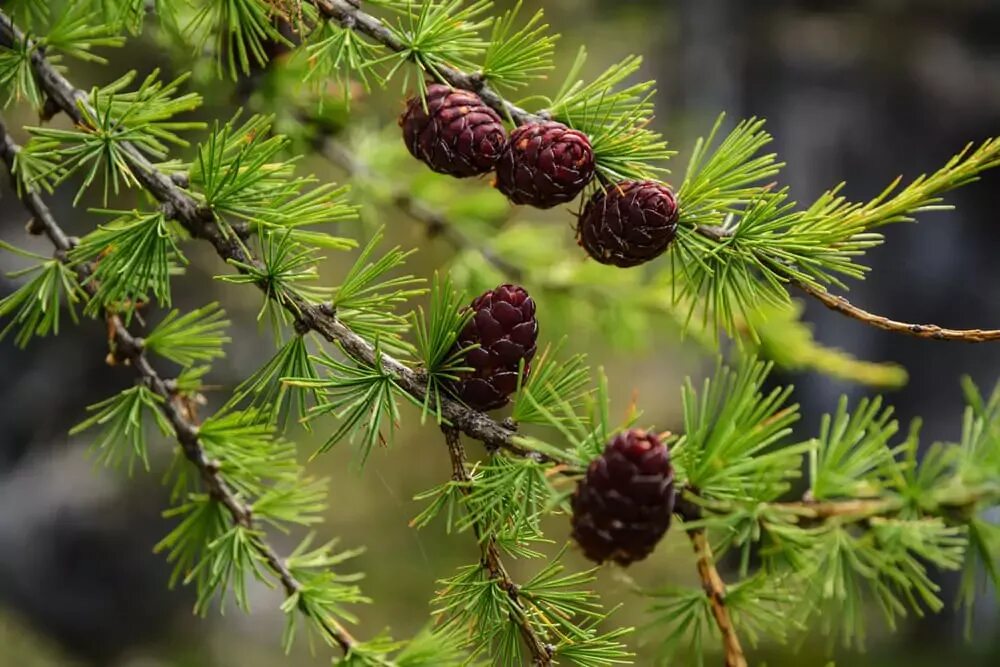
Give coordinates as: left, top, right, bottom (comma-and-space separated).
0, 1, 998, 665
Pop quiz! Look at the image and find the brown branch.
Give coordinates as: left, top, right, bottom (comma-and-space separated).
0, 9, 574, 468
798, 281, 1000, 342
441, 426, 554, 666
687, 528, 747, 667
693, 224, 1000, 342
310, 0, 542, 126
675, 496, 747, 667
0, 118, 358, 655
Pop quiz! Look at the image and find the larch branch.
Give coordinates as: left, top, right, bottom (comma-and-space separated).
441, 426, 554, 666
0, 9, 572, 467
0, 117, 358, 655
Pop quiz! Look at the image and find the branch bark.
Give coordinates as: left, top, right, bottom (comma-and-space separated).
687, 527, 747, 667
675, 496, 747, 667
798, 281, 1000, 342
694, 224, 1000, 342
440, 426, 554, 666
0, 117, 358, 655
0, 9, 571, 467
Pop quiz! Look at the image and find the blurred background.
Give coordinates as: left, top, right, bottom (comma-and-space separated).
1, 0, 999, 665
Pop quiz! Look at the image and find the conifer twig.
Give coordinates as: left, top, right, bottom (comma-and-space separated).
310, 0, 542, 126
0, 118, 358, 656
694, 224, 1000, 342
0, 10, 563, 466
440, 426, 554, 666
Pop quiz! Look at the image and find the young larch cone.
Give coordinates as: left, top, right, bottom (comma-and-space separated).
495, 121, 595, 208
570, 429, 675, 565
577, 180, 680, 267
452, 284, 539, 411
399, 83, 508, 177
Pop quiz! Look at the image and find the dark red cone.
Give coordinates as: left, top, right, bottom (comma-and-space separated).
495, 121, 594, 208
400, 84, 507, 177
577, 180, 680, 267
570, 429, 675, 565
452, 284, 538, 411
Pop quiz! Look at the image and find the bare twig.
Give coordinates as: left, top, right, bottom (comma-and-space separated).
798, 281, 1000, 342
688, 528, 747, 667
441, 426, 553, 666
0, 9, 571, 467
0, 118, 358, 655
693, 224, 1000, 342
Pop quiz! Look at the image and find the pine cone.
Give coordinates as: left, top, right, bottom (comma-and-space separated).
495, 121, 595, 208
452, 284, 539, 411
570, 429, 675, 565
399, 84, 507, 178
577, 180, 680, 267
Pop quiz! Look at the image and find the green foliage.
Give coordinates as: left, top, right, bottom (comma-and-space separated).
331, 229, 425, 353
747, 301, 908, 389
190, 113, 358, 241
144, 302, 231, 366
196, 409, 302, 496
809, 396, 900, 500
302, 21, 385, 98
548, 50, 671, 182
22, 71, 202, 203
70, 385, 174, 473
282, 536, 370, 653
672, 358, 806, 502
383, 0, 492, 97
185, 0, 288, 79
647, 574, 798, 665
2, 3, 1000, 665
432, 552, 630, 666
70, 210, 186, 318
669, 124, 1000, 336
676, 114, 781, 226
511, 340, 591, 427
481, 2, 556, 92
0, 242, 83, 348
223, 334, 322, 428
0, 3, 124, 107
411, 272, 472, 421
289, 345, 408, 463
220, 230, 329, 337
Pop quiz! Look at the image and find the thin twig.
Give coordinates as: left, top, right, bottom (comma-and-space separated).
675, 495, 747, 667
0, 118, 357, 655
0, 9, 570, 467
310, 0, 542, 126
687, 528, 747, 667
441, 426, 554, 666
693, 224, 1000, 342
798, 281, 1000, 342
